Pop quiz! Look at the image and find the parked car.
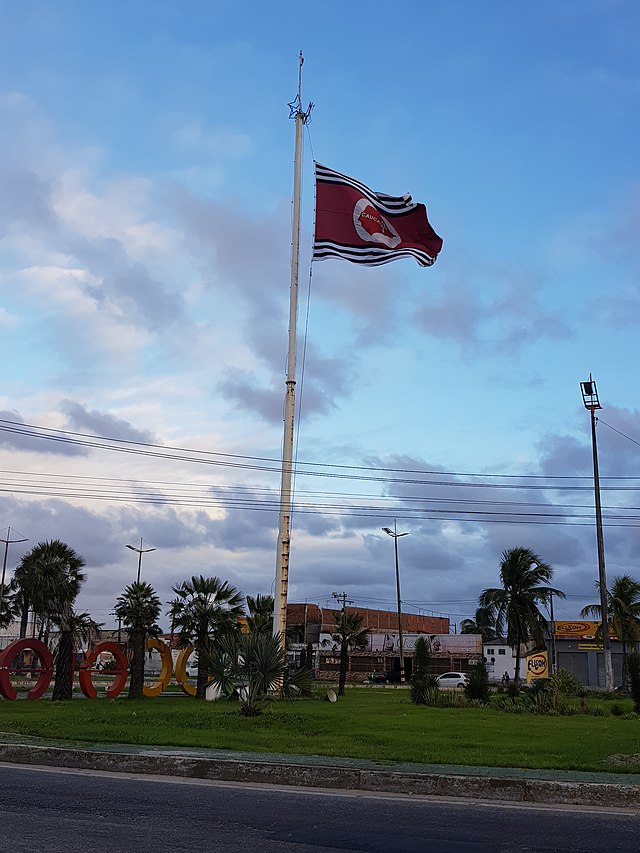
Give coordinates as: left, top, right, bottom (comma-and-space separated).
368, 671, 391, 684
436, 671, 469, 689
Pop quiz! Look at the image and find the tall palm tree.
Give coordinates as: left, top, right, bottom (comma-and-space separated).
479, 547, 564, 684
245, 594, 274, 634
460, 606, 501, 642
14, 540, 85, 642
166, 588, 186, 650
328, 611, 369, 696
54, 609, 100, 692
581, 574, 640, 686
115, 581, 162, 699
0, 578, 19, 630
14, 541, 86, 700
171, 575, 244, 699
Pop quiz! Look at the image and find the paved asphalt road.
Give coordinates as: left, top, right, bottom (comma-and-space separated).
0, 764, 638, 852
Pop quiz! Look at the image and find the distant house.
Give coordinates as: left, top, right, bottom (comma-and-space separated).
286, 604, 484, 682
483, 642, 516, 682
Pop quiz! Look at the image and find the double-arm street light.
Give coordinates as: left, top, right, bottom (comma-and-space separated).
580, 375, 614, 692
382, 521, 409, 684
126, 537, 157, 583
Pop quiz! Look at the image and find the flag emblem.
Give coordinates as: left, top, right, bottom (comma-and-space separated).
313, 163, 442, 267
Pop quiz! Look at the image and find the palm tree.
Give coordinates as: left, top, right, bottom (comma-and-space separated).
13, 541, 86, 700
245, 594, 274, 634
115, 581, 162, 699
14, 540, 85, 642
166, 588, 186, 650
171, 575, 244, 700
460, 606, 501, 642
205, 631, 312, 716
413, 635, 431, 678
581, 574, 640, 687
328, 610, 369, 696
54, 609, 100, 692
0, 578, 19, 630
479, 547, 564, 685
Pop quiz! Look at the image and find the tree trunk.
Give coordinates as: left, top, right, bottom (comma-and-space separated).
52, 629, 74, 701
196, 631, 209, 700
19, 600, 29, 639
128, 629, 145, 699
514, 631, 522, 686
338, 641, 348, 696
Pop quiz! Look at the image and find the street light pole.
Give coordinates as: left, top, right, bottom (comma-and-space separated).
0, 526, 28, 615
580, 375, 614, 692
125, 537, 157, 583
382, 521, 409, 684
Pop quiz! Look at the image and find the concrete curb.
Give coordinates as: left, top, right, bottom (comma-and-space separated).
1, 743, 640, 809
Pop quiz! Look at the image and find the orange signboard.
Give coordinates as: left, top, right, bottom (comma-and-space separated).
554, 621, 599, 640
554, 620, 617, 641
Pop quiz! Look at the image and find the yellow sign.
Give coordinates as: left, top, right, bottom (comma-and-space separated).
554, 620, 617, 641
526, 651, 549, 682
554, 620, 599, 639
578, 643, 603, 650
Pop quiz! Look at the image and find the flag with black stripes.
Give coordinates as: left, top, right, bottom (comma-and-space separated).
313, 163, 442, 268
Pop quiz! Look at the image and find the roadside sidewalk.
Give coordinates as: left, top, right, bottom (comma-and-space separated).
1, 732, 639, 809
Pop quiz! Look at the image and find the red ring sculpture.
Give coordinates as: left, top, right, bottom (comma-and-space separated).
79, 641, 129, 698
0, 638, 54, 700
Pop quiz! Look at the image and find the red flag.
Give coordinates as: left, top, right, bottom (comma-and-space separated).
313, 163, 443, 267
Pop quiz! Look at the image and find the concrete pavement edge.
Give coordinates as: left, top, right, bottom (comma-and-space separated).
1, 743, 639, 809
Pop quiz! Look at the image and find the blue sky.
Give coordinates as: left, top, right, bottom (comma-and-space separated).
1, 0, 639, 630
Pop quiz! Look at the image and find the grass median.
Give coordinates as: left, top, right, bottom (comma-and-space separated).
1, 688, 639, 774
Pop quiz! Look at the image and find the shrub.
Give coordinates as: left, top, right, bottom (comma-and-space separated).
410, 675, 439, 707
464, 660, 490, 705
586, 704, 608, 716
506, 681, 520, 701
549, 667, 583, 696
627, 651, 640, 713
413, 636, 431, 679
495, 696, 527, 714
438, 689, 466, 708
610, 702, 624, 717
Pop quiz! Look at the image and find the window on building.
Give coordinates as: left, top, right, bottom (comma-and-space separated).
486, 648, 494, 655
498, 649, 506, 655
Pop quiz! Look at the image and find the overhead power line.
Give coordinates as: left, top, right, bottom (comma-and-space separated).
2, 418, 640, 528
2, 417, 640, 485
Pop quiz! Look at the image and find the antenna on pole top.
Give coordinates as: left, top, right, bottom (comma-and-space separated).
288, 50, 314, 122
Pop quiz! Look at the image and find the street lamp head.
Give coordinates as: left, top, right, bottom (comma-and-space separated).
580, 375, 601, 411
382, 527, 409, 539
125, 544, 138, 553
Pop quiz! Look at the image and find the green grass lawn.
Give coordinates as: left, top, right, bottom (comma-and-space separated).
1, 688, 639, 774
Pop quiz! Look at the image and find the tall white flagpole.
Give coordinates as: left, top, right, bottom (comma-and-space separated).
273, 52, 312, 650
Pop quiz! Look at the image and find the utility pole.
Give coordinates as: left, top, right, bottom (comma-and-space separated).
382, 521, 410, 684
0, 526, 28, 615
549, 592, 558, 675
580, 375, 614, 692
331, 591, 352, 612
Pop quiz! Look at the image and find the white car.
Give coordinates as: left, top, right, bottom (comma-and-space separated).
436, 671, 469, 689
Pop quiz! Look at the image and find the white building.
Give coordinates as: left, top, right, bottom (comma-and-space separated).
483, 642, 516, 682
0, 619, 21, 651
